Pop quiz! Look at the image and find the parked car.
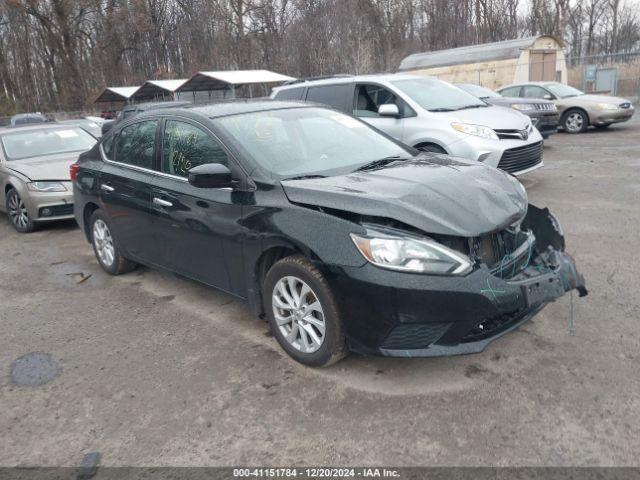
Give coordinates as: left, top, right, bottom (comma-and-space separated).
0, 123, 97, 232
60, 118, 103, 138
10, 113, 48, 127
271, 74, 544, 176
497, 82, 635, 134
73, 101, 586, 367
101, 101, 191, 136
455, 83, 559, 139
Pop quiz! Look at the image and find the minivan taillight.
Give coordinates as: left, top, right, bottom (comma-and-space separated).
70, 163, 79, 182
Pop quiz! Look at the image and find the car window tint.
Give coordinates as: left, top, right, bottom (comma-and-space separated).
161, 120, 228, 178
354, 84, 411, 118
305, 84, 351, 111
499, 86, 522, 97
274, 87, 305, 101
114, 120, 157, 169
522, 86, 548, 99
102, 134, 116, 159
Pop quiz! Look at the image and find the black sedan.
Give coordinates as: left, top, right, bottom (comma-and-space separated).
456, 83, 560, 138
72, 101, 586, 367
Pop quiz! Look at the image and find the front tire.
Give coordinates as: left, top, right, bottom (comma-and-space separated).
562, 109, 588, 133
263, 255, 347, 367
89, 209, 136, 275
6, 189, 35, 233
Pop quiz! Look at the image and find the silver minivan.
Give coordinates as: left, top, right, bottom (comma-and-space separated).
272, 74, 544, 176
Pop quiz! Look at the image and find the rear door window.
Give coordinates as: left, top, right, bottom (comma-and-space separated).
114, 120, 158, 169
305, 84, 352, 112
274, 87, 305, 101
499, 86, 522, 97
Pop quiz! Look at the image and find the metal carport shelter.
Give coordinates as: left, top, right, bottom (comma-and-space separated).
131, 79, 188, 102
177, 70, 295, 102
93, 86, 140, 104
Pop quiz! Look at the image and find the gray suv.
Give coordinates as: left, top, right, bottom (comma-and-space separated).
272, 74, 544, 176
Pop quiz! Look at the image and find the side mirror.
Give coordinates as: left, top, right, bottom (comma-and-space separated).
543, 94, 554, 100
188, 163, 235, 189
378, 104, 400, 117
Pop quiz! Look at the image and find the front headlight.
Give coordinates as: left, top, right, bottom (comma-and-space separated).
27, 181, 67, 192
511, 103, 536, 112
351, 231, 473, 275
596, 103, 618, 111
451, 122, 498, 140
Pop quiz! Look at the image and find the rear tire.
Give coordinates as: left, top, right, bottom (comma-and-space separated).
6, 189, 35, 233
562, 109, 588, 133
263, 255, 347, 367
89, 209, 136, 275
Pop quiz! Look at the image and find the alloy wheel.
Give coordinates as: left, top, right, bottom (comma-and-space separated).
565, 112, 584, 133
7, 191, 29, 229
272, 275, 326, 354
93, 219, 115, 267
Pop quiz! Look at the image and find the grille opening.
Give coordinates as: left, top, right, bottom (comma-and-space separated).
498, 141, 543, 174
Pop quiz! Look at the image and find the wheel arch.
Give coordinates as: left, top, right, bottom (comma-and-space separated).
252, 243, 304, 317
82, 202, 100, 241
413, 141, 448, 153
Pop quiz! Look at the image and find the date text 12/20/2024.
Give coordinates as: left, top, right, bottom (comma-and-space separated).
233, 468, 401, 478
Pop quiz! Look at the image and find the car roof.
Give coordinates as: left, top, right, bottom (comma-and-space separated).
498, 81, 558, 89
123, 100, 192, 112
273, 73, 430, 91
0, 122, 83, 135
132, 99, 317, 121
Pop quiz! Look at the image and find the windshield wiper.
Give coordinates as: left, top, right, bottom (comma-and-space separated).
455, 104, 488, 110
354, 155, 408, 172
284, 174, 327, 181
428, 107, 456, 112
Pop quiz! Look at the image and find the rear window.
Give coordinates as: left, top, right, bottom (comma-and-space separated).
0, 128, 97, 160
274, 87, 305, 101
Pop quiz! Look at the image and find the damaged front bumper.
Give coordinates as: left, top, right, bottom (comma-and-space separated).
330, 204, 587, 357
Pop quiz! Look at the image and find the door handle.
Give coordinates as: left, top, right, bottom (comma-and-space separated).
153, 197, 173, 208
100, 184, 114, 192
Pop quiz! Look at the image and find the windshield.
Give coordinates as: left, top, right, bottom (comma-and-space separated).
1, 127, 97, 160
216, 107, 411, 178
457, 84, 501, 99
392, 78, 487, 111
545, 83, 584, 98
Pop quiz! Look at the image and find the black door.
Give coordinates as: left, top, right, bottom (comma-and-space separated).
98, 119, 159, 263
149, 118, 244, 294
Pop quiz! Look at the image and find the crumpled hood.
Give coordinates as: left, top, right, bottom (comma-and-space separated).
6, 152, 80, 181
438, 104, 530, 130
281, 155, 528, 237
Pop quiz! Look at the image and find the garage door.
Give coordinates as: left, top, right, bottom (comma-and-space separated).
529, 51, 557, 81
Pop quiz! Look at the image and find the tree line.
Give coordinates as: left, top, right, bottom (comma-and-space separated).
1, 0, 639, 113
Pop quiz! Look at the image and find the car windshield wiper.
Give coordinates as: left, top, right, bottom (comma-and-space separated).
455, 104, 488, 110
354, 155, 408, 172
428, 107, 456, 112
284, 174, 327, 181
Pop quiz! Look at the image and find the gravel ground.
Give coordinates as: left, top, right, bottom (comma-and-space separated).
1, 118, 639, 467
